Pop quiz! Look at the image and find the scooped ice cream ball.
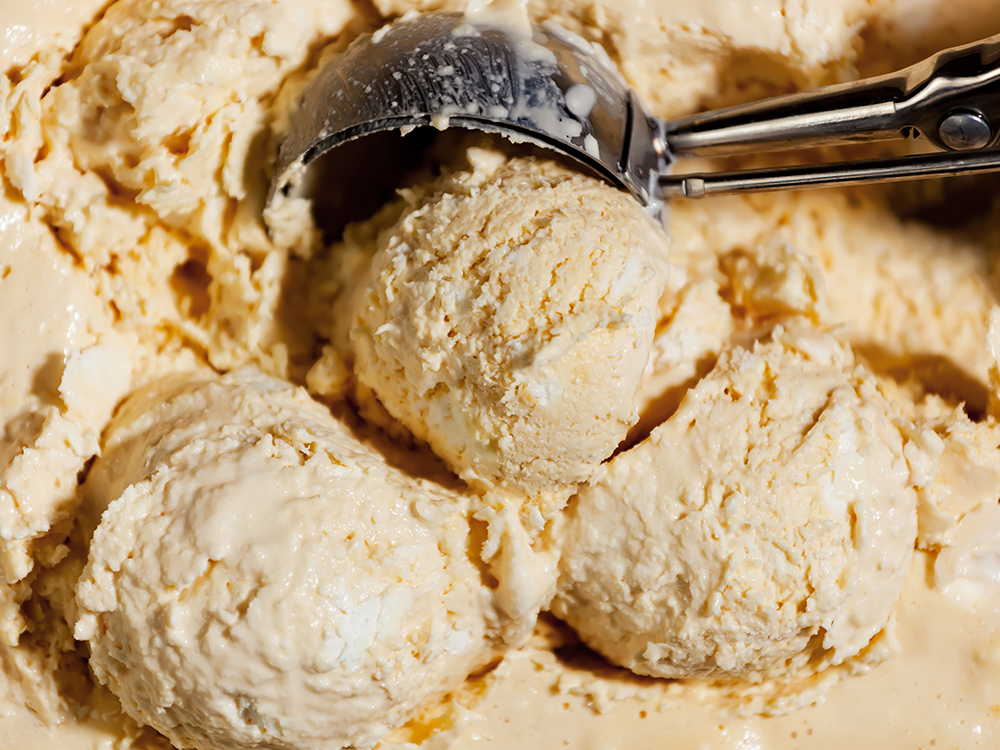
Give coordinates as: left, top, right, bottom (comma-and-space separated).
75, 369, 498, 750
343, 145, 669, 496
550, 328, 920, 682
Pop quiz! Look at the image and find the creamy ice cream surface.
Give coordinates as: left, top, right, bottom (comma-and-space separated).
4, 0, 1000, 749
76, 371, 508, 748
329, 146, 668, 500
552, 327, 919, 688
76, 369, 501, 750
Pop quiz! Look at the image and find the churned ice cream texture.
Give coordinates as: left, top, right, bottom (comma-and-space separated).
0, 193, 131, 591
335, 147, 668, 497
552, 327, 920, 683
4, 0, 1000, 749
75, 369, 501, 750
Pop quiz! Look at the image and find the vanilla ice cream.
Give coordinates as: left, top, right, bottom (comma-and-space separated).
335, 145, 668, 497
3, 0, 1000, 749
75, 369, 500, 750
0, 195, 127, 587
552, 327, 920, 684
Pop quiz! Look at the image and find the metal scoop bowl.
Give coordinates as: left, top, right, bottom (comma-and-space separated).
268, 11, 1000, 224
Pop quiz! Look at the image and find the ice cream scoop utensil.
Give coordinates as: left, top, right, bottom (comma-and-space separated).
269, 12, 1000, 216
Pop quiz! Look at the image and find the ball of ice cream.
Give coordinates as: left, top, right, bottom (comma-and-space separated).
550, 328, 919, 682
344, 146, 669, 496
75, 369, 497, 750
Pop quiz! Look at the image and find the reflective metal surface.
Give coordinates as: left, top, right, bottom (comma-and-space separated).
665, 31, 1000, 156
938, 111, 993, 150
269, 13, 665, 213
269, 12, 1000, 215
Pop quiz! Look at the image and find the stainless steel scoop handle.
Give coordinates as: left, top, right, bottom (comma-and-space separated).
658, 31, 1000, 197
666, 33, 1000, 155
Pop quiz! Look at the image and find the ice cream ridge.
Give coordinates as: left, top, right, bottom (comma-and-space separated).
4, 0, 1000, 749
